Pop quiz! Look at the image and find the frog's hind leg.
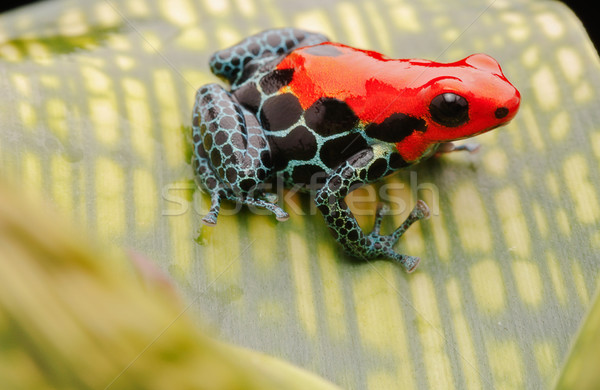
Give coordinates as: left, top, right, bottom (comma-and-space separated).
191, 144, 226, 225
314, 147, 431, 272
193, 83, 289, 222
209, 28, 329, 85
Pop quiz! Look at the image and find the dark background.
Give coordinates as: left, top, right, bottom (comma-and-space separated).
0, 1, 598, 53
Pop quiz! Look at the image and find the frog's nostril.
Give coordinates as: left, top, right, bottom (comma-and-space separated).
495, 107, 509, 119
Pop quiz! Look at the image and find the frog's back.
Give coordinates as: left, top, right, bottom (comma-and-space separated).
234, 45, 394, 186
217, 44, 369, 186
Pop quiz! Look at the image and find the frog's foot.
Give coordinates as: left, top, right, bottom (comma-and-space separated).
437, 142, 481, 154
216, 191, 289, 222
202, 192, 222, 226
202, 192, 289, 224
242, 196, 289, 221
364, 200, 430, 272
371, 203, 390, 235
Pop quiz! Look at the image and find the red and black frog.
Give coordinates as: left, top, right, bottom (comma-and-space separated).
192, 28, 520, 272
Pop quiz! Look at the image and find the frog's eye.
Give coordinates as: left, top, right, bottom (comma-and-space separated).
429, 93, 469, 127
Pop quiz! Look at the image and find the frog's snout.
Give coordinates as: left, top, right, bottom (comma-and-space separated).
494, 87, 521, 123
494, 107, 509, 119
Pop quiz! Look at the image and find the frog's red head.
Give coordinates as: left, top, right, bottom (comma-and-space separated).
398, 53, 520, 161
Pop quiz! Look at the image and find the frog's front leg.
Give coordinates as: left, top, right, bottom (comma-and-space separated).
192, 83, 288, 224
314, 148, 430, 272
437, 142, 481, 154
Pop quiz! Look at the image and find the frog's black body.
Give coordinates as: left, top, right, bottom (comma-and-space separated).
192, 28, 520, 271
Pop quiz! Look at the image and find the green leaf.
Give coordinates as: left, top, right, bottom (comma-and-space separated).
555, 288, 600, 390
1, 0, 599, 389
0, 180, 342, 390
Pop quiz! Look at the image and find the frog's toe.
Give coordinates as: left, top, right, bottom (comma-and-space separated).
201, 214, 218, 226
275, 212, 290, 222
242, 196, 289, 222
389, 200, 430, 243
371, 203, 390, 234
458, 142, 481, 153
437, 142, 481, 154
268, 203, 289, 221
391, 253, 420, 273
414, 199, 431, 220
376, 240, 421, 272
361, 234, 421, 272
261, 192, 279, 204
202, 192, 222, 226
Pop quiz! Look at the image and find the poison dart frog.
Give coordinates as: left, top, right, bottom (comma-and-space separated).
192, 28, 520, 272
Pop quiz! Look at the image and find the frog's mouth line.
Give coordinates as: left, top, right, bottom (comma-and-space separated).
447, 122, 507, 142
486, 123, 502, 131
471, 125, 498, 138
476, 122, 507, 136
